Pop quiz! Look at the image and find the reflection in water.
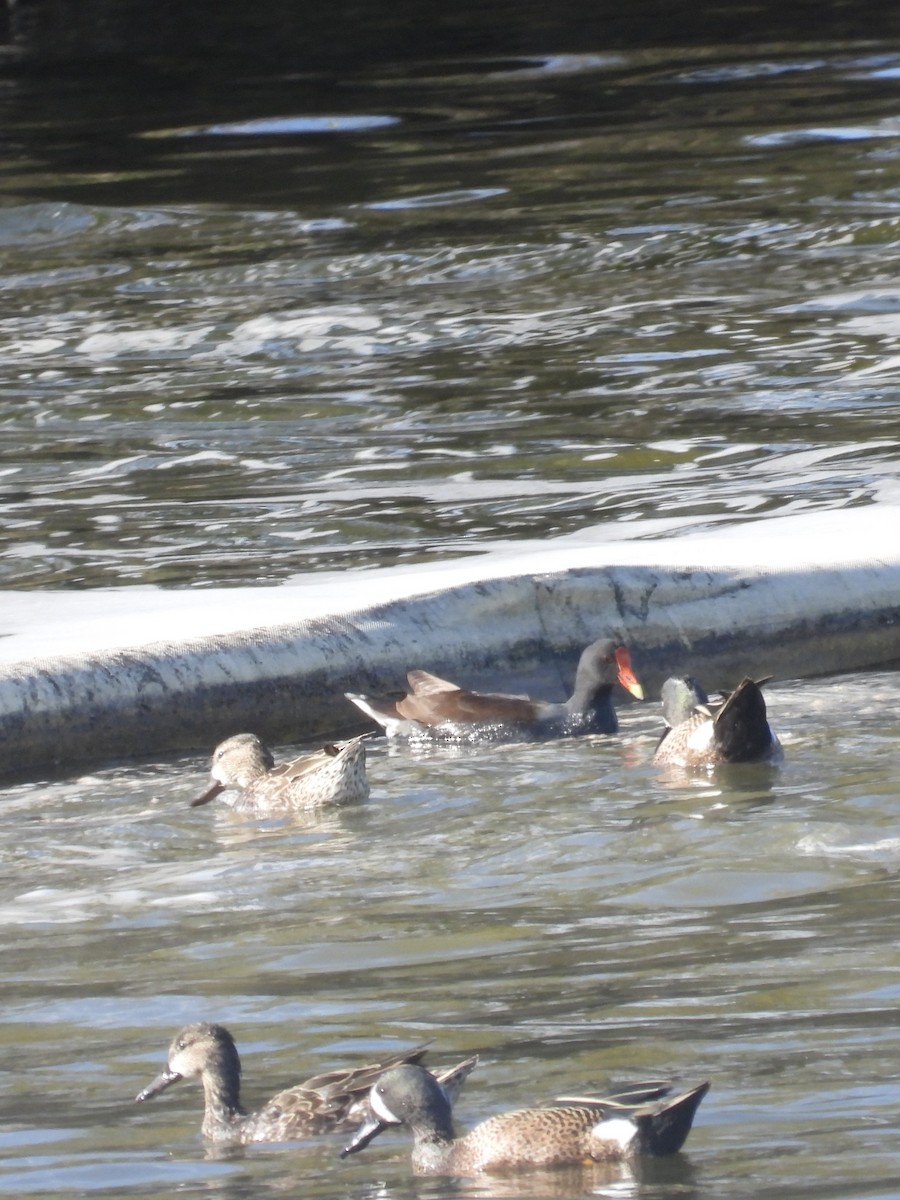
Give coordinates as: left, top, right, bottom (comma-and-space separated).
652, 761, 780, 804
453, 1159, 641, 1198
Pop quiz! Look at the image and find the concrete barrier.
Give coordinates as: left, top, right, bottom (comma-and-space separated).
1, 504, 898, 777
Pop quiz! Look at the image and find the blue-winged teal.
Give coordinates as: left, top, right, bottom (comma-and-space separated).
191, 733, 369, 816
346, 639, 643, 742
341, 1064, 708, 1175
135, 1022, 478, 1144
653, 676, 782, 767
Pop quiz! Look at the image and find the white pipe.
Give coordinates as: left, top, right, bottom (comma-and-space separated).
1, 504, 898, 776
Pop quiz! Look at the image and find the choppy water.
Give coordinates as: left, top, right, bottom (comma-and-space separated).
2, 44, 900, 587
2, 22, 900, 1200
2, 674, 900, 1200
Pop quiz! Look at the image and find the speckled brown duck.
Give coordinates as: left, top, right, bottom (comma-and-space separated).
190, 732, 369, 816
135, 1022, 478, 1144
345, 639, 644, 742
341, 1064, 709, 1175
653, 675, 782, 768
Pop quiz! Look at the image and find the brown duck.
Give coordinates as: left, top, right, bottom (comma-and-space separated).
341, 1063, 709, 1175
345, 639, 643, 742
653, 675, 783, 767
191, 733, 369, 816
135, 1022, 478, 1143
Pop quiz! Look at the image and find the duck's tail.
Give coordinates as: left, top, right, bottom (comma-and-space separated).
714, 676, 774, 761
634, 1080, 710, 1156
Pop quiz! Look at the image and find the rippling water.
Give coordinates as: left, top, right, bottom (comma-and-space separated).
2, 21, 900, 1200
2, 43, 900, 587
2, 674, 900, 1199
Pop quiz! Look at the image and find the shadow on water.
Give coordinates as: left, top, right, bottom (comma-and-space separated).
5, 0, 900, 72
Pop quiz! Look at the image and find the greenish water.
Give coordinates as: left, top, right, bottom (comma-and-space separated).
1, 675, 900, 1200
1, 22, 900, 1200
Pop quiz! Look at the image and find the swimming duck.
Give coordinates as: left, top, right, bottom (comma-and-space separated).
653, 676, 782, 767
190, 733, 369, 815
341, 1064, 709, 1175
659, 676, 709, 731
135, 1022, 478, 1144
345, 639, 643, 742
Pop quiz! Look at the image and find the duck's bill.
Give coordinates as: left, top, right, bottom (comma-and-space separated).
135, 1066, 182, 1102
340, 1116, 388, 1157
614, 647, 645, 701
190, 780, 224, 808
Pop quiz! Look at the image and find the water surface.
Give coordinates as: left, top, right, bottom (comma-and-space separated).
1, 25, 900, 1200
1, 44, 899, 587
1, 674, 900, 1200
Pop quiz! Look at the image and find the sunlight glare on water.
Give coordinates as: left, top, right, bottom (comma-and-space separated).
1, 43, 900, 587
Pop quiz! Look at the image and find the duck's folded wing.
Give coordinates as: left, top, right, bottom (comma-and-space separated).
549, 1080, 673, 1110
